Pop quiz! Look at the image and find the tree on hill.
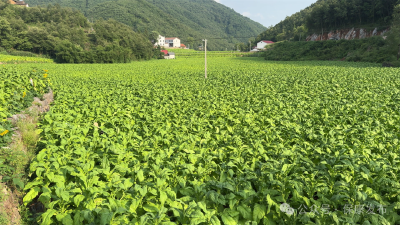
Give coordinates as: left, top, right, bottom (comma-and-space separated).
0, 1, 155, 63
387, 4, 400, 60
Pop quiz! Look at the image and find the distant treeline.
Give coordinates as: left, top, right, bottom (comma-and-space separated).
0, 0, 156, 63
263, 37, 389, 62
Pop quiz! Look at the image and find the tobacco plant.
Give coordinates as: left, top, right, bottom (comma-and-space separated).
22, 58, 400, 224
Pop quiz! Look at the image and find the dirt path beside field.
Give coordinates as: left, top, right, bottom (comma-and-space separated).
0, 90, 53, 225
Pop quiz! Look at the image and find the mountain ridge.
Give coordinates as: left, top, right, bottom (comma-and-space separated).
26, 0, 267, 51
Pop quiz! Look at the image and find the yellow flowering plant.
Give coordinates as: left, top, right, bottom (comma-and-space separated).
0, 122, 12, 146
0, 130, 9, 136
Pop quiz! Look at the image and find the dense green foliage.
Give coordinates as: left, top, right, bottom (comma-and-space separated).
305, 0, 398, 31
263, 36, 396, 63
262, 4, 400, 66
25, 0, 266, 51
0, 67, 51, 146
12, 58, 400, 224
256, 0, 399, 43
0, 1, 154, 63
386, 4, 400, 63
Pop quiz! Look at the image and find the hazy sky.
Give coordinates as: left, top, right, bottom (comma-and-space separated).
214, 0, 317, 27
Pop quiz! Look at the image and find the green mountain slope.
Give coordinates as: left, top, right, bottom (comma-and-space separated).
256, 0, 399, 43
26, 0, 267, 51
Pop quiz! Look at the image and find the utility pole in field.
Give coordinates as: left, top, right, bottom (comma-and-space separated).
203, 39, 207, 79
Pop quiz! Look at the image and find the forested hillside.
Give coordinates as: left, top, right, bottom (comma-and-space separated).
25, 0, 266, 51
256, 0, 399, 42
262, 4, 400, 66
0, 0, 155, 63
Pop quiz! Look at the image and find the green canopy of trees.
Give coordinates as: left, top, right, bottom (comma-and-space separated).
260, 2, 400, 65
256, 0, 399, 43
387, 4, 400, 61
25, 0, 267, 51
0, 0, 155, 63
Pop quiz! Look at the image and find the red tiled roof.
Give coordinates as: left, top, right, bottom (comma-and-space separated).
10, 0, 28, 5
165, 37, 180, 40
181, 44, 186, 47
262, 40, 274, 44
161, 50, 168, 55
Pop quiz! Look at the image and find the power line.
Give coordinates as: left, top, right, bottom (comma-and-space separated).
192, 36, 259, 41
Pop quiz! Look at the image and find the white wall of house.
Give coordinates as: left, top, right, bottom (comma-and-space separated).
164, 55, 176, 59
155, 35, 165, 47
165, 38, 181, 48
257, 41, 268, 50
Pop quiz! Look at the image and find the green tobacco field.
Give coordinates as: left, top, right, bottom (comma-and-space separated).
0, 55, 53, 64
2, 58, 400, 224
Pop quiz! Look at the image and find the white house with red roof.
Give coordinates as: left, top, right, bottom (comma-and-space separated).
257, 40, 274, 50
165, 37, 181, 48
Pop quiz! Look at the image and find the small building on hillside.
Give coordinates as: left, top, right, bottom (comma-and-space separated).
161, 50, 175, 59
9, 0, 29, 7
166, 52, 175, 59
155, 35, 165, 47
180, 44, 186, 49
250, 47, 259, 52
257, 40, 274, 50
165, 37, 181, 48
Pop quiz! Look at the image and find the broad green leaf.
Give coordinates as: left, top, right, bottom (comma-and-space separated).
160, 191, 168, 205
74, 195, 85, 207
137, 170, 144, 182
38, 192, 51, 206
143, 203, 159, 213
23, 187, 41, 206
210, 215, 221, 225
41, 209, 57, 225
237, 205, 252, 220
221, 213, 236, 225
253, 204, 266, 222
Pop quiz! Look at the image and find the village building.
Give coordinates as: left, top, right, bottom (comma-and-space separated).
165, 37, 181, 48
257, 40, 274, 50
250, 47, 259, 52
166, 52, 175, 59
154, 35, 165, 47
180, 44, 187, 49
161, 50, 175, 59
9, 0, 29, 7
